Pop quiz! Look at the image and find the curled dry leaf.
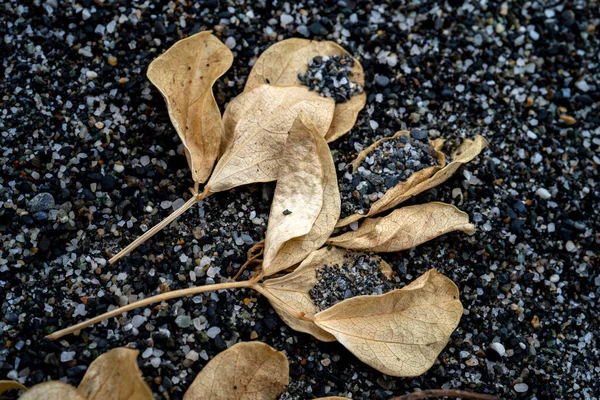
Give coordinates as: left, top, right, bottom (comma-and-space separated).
327, 202, 474, 252
244, 38, 366, 142
147, 31, 233, 184
254, 247, 392, 342
337, 134, 487, 227
183, 342, 289, 400
19, 382, 86, 400
207, 84, 335, 193
0, 380, 27, 395
78, 348, 153, 400
262, 113, 341, 276
314, 269, 463, 377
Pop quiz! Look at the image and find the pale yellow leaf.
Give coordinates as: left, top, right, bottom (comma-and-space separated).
147, 31, 233, 183
19, 382, 86, 400
254, 247, 392, 341
183, 342, 289, 400
262, 113, 341, 276
77, 348, 153, 400
207, 84, 334, 193
0, 380, 27, 395
327, 202, 474, 252
245, 38, 365, 142
314, 269, 463, 377
336, 135, 487, 227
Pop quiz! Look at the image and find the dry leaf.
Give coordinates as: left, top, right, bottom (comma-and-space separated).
19, 382, 86, 400
254, 247, 392, 342
337, 134, 487, 227
147, 31, 233, 183
78, 348, 153, 400
0, 380, 27, 395
207, 84, 335, 193
314, 269, 463, 377
327, 202, 474, 252
244, 38, 366, 142
183, 342, 289, 400
262, 113, 341, 276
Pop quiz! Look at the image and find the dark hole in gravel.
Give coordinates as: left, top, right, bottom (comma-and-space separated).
338, 134, 441, 219
298, 55, 363, 103
310, 253, 396, 312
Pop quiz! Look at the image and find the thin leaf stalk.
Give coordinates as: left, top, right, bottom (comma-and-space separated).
47, 273, 262, 341
109, 188, 209, 264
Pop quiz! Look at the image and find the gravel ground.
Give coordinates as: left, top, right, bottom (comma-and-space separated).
1, 0, 600, 399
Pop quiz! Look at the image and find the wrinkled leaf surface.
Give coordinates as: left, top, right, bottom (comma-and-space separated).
147, 31, 233, 183
328, 202, 474, 252
20, 382, 86, 400
77, 348, 153, 400
314, 269, 463, 377
263, 113, 340, 276
207, 84, 334, 193
183, 342, 289, 400
245, 38, 366, 142
0, 380, 27, 395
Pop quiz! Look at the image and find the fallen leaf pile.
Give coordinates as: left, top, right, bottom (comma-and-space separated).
41, 32, 488, 397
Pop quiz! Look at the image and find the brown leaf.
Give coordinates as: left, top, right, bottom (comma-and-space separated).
314, 269, 463, 377
207, 84, 335, 193
19, 382, 86, 400
244, 38, 366, 142
254, 247, 392, 341
262, 113, 341, 276
147, 31, 233, 184
327, 202, 474, 252
0, 380, 27, 396
78, 348, 153, 400
183, 342, 289, 400
337, 134, 487, 227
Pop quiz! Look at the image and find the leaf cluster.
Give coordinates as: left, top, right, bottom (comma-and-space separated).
44, 32, 488, 395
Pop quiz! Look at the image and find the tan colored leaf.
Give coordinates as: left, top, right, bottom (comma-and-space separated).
254, 247, 392, 341
337, 135, 487, 227
245, 38, 366, 142
327, 202, 474, 252
147, 31, 233, 183
207, 84, 335, 193
0, 380, 27, 395
183, 342, 289, 400
77, 348, 153, 400
262, 113, 341, 276
314, 269, 463, 377
19, 382, 86, 400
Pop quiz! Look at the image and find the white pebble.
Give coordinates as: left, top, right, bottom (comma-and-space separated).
514, 383, 528, 393
82, 9, 91, 20
132, 315, 146, 328
489, 342, 506, 357
113, 163, 125, 173
280, 14, 294, 26
225, 37, 236, 49
86, 70, 98, 79
529, 30, 540, 41
536, 188, 551, 199
160, 200, 172, 209
549, 274, 560, 283
566, 241, 576, 252
61, 351, 76, 362
150, 357, 161, 368
142, 347, 153, 359
206, 326, 221, 339
106, 20, 116, 34
7, 370, 18, 380
369, 120, 379, 130
575, 80, 590, 92
140, 155, 150, 166
186, 350, 199, 361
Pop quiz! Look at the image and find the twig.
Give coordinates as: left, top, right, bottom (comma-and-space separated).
391, 389, 500, 400
109, 188, 209, 264
233, 241, 265, 281
46, 273, 262, 340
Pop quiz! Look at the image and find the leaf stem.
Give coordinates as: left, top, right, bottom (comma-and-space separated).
391, 389, 500, 400
46, 274, 262, 341
109, 188, 209, 264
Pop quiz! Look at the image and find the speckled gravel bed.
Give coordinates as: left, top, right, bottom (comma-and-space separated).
299, 55, 363, 102
1, 0, 600, 399
310, 253, 395, 312
338, 133, 440, 218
